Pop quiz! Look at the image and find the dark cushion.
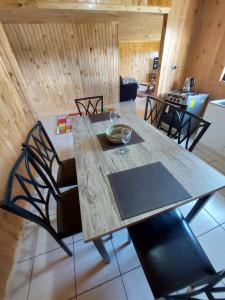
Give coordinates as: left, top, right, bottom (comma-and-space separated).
57, 187, 82, 238
128, 209, 215, 298
57, 157, 77, 188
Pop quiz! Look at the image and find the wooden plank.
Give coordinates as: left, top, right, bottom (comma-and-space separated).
181, 0, 225, 100
4, 23, 119, 117
0, 27, 34, 299
37, 2, 171, 13
73, 101, 225, 241
119, 41, 160, 82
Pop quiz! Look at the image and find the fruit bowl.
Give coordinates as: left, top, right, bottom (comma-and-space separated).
105, 124, 132, 144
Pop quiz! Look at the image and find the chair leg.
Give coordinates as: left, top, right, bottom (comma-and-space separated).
56, 238, 73, 256
45, 226, 73, 256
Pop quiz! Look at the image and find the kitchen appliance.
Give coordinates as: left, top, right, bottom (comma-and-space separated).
161, 91, 209, 134
183, 77, 196, 92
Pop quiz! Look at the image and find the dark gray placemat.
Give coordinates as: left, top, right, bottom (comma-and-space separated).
89, 112, 120, 123
97, 130, 144, 151
108, 162, 191, 220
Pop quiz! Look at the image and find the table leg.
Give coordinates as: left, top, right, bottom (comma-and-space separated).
185, 192, 215, 223
93, 238, 111, 264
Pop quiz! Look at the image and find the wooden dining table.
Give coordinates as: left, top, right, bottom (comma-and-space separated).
73, 101, 225, 263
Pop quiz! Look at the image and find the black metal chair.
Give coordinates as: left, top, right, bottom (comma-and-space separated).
75, 96, 103, 116
23, 121, 77, 189
144, 96, 211, 152
128, 209, 225, 299
144, 96, 167, 127
0, 148, 80, 256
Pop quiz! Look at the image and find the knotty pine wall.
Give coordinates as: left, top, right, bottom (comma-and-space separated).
4, 23, 119, 118
157, 0, 225, 101
181, 0, 225, 100
119, 41, 160, 82
0, 24, 34, 299
156, 0, 199, 96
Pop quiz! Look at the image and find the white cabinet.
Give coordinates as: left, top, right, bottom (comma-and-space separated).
201, 100, 225, 157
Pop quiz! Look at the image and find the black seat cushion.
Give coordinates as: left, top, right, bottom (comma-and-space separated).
128, 209, 215, 298
57, 187, 82, 238
57, 157, 77, 188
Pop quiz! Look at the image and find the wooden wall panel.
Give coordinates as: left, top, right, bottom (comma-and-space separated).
156, 0, 225, 101
182, 0, 225, 100
156, 0, 199, 96
119, 41, 160, 82
0, 25, 34, 299
4, 23, 119, 118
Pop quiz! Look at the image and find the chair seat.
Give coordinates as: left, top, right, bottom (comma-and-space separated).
57, 187, 82, 238
57, 157, 77, 188
128, 209, 215, 298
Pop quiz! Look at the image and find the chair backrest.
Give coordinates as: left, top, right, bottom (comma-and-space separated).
23, 121, 60, 173
145, 96, 211, 152
75, 96, 103, 116
144, 96, 167, 127
0, 148, 59, 230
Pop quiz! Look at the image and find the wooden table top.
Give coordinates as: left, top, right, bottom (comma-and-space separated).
73, 101, 225, 242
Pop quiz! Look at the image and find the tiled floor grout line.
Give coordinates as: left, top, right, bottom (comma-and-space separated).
75, 263, 142, 299
110, 237, 129, 300
74, 238, 142, 299
17, 240, 75, 264
203, 206, 223, 227
196, 224, 221, 239
76, 274, 122, 298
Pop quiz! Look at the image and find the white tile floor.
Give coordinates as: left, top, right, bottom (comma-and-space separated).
4, 99, 225, 300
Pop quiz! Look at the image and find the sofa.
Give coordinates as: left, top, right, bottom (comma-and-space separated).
120, 76, 138, 102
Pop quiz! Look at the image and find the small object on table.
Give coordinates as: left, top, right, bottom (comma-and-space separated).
110, 110, 118, 124
108, 162, 191, 220
97, 128, 144, 151
105, 124, 132, 144
121, 127, 132, 154
88, 111, 120, 123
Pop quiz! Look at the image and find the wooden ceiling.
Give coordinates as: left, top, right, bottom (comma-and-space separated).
119, 13, 163, 41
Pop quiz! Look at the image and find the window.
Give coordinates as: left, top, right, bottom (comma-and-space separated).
220, 67, 225, 82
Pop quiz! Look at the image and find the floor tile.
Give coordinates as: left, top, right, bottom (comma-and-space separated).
122, 267, 154, 300
74, 239, 120, 295
4, 259, 33, 300
190, 209, 218, 237
198, 226, 225, 271
205, 192, 225, 224
179, 201, 218, 237
15, 221, 38, 262
210, 159, 225, 175
193, 144, 218, 163
29, 245, 75, 300
77, 277, 127, 300
178, 200, 196, 217
35, 214, 73, 256
112, 229, 140, 274
73, 232, 84, 242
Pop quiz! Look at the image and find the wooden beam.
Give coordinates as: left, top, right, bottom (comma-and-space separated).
0, 0, 171, 21
36, 2, 171, 14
